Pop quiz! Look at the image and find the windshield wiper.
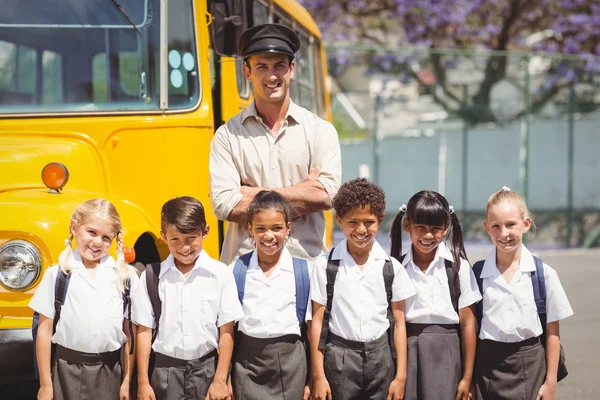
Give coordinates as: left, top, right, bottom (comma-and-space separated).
111, 0, 141, 35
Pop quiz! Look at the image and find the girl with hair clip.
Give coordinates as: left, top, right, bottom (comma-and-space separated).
390, 190, 482, 400
473, 187, 573, 400
229, 190, 312, 400
29, 198, 140, 400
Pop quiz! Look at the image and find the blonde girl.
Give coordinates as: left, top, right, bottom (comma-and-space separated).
29, 198, 139, 400
473, 187, 573, 400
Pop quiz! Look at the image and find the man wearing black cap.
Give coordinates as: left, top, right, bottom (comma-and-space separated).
209, 23, 341, 266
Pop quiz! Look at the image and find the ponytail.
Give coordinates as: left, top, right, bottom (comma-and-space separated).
448, 211, 468, 269
58, 233, 74, 274
114, 232, 131, 294
390, 205, 407, 260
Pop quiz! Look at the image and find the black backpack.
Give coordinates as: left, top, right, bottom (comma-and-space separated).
473, 256, 568, 381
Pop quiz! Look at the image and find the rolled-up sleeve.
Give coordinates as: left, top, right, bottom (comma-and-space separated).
313, 118, 341, 202
209, 125, 244, 221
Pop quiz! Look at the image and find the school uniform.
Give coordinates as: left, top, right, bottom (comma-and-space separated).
28, 251, 140, 400
228, 248, 311, 399
401, 242, 482, 400
474, 245, 574, 400
311, 239, 416, 400
133, 250, 244, 400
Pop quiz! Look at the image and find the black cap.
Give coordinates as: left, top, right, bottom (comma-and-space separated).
238, 23, 300, 59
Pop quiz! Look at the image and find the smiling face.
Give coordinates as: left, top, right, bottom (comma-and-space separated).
248, 209, 290, 260
70, 215, 116, 268
161, 224, 209, 270
336, 205, 381, 254
404, 219, 448, 259
484, 201, 531, 254
243, 52, 294, 106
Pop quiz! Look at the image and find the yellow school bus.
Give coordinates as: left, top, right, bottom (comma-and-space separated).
0, 0, 332, 382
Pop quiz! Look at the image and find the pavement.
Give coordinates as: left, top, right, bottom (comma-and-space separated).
2, 247, 598, 399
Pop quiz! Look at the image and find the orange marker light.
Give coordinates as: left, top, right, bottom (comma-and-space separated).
123, 246, 136, 264
41, 162, 69, 193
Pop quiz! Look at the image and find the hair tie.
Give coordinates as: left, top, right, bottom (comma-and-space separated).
502, 186, 511, 191
399, 204, 407, 213
64, 238, 72, 246
448, 205, 454, 214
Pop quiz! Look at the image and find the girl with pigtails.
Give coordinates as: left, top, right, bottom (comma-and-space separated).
29, 198, 140, 400
390, 190, 482, 400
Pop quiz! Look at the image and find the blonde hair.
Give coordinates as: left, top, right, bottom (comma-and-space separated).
59, 198, 130, 293
486, 186, 534, 225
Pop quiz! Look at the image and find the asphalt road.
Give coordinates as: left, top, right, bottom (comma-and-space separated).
2, 248, 598, 399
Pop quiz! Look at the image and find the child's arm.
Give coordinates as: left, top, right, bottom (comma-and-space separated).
36, 314, 54, 400
136, 325, 156, 400
310, 301, 332, 400
457, 304, 477, 400
536, 321, 560, 400
207, 321, 235, 400
120, 320, 137, 400
387, 301, 407, 400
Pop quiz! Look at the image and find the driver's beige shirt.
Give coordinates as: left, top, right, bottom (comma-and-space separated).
209, 100, 341, 264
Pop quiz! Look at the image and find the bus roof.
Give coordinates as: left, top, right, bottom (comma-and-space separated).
273, 0, 322, 39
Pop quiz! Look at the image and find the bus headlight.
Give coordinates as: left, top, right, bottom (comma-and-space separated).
0, 240, 42, 291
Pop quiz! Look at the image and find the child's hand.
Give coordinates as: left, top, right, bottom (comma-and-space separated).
386, 377, 405, 400
137, 383, 156, 400
37, 384, 53, 400
206, 378, 231, 400
303, 383, 312, 400
119, 381, 130, 400
536, 380, 556, 400
312, 376, 332, 400
455, 377, 472, 400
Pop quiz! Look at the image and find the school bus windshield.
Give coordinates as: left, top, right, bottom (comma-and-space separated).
0, 0, 199, 115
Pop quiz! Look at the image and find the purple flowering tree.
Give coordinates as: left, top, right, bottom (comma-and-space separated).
300, 0, 600, 125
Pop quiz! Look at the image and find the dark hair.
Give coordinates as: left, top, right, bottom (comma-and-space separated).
333, 178, 386, 219
247, 190, 291, 225
390, 190, 467, 268
244, 54, 295, 71
161, 196, 207, 234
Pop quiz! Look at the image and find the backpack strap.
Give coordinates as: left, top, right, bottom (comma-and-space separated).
382, 259, 395, 359
53, 269, 71, 334
472, 260, 485, 331
145, 263, 162, 341
233, 252, 254, 305
318, 250, 339, 351
444, 259, 460, 313
292, 257, 310, 325
122, 278, 134, 355
531, 256, 547, 315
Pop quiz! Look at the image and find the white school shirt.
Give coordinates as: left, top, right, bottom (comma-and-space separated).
29, 250, 140, 353
403, 242, 482, 324
132, 250, 244, 360
227, 247, 312, 338
478, 245, 574, 343
311, 239, 416, 342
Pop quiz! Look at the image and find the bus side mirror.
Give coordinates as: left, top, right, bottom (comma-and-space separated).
208, 0, 245, 57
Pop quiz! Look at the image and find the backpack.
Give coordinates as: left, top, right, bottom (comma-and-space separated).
398, 253, 461, 313
32, 268, 133, 379
144, 262, 162, 343
232, 251, 311, 334
317, 249, 397, 359
473, 256, 568, 381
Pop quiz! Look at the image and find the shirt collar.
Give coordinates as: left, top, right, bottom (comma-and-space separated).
480, 244, 535, 278
70, 249, 115, 270
159, 249, 211, 279
241, 100, 300, 125
248, 247, 294, 272
331, 238, 390, 262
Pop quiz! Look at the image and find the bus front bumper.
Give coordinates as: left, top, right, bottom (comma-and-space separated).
0, 329, 35, 383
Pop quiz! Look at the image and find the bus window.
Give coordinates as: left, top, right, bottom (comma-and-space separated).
168, 0, 200, 108
252, 0, 270, 26
0, 0, 164, 114
312, 38, 327, 119
295, 30, 314, 112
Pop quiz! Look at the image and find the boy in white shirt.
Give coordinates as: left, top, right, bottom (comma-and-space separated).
134, 197, 243, 400
310, 178, 416, 400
